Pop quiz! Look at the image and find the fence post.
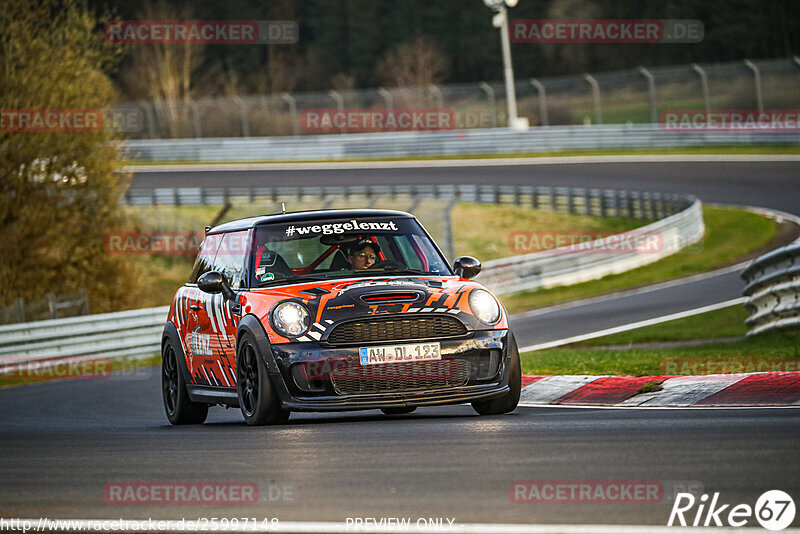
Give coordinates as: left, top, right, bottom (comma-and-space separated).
691, 63, 711, 114
378, 87, 393, 109
281, 93, 299, 136
479, 82, 498, 128
15, 298, 25, 323
186, 98, 202, 138
233, 96, 250, 137
529, 78, 549, 126
583, 74, 602, 124
141, 100, 157, 139
638, 67, 658, 123
328, 90, 345, 133
744, 59, 764, 113
429, 84, 444, 111
442, 197, 459, 262
48, 293, 57, 320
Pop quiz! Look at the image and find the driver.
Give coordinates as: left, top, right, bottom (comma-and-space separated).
347, 239, 380, 270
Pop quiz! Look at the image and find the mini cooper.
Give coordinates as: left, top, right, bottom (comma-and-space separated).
161, 209, 521, 425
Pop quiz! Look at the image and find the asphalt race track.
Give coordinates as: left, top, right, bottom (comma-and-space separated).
1, 158, 799, 528
1, 375, 799, 525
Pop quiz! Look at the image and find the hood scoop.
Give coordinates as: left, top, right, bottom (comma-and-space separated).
359, 291, 422, 304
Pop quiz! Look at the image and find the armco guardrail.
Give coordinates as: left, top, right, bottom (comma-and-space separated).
122, 183, 687, 219
0, 306, 168, 374
742, 242, 800, 336
121, 124, 800, 163
477, 198, 702, 295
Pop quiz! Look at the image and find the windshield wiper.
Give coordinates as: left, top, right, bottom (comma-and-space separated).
378, 266, 431, 275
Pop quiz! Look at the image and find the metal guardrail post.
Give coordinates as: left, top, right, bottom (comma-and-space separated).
479, 82, 498, 128
638, 67, 658, 123
583, 74, 603, 125
744, 59, 764, 113
691, 63, 711, 115
529, 79, 548, 126
281, 93, 299, 136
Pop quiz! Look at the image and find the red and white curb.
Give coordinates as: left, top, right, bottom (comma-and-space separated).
520, 372, 800, 407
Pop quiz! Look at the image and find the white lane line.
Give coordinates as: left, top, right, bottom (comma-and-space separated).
124, 154, 800, 173
519, 375, 606, 404
511, 262, 748, 321
518, 298, 746, 353
12, 519, 791, 533
619, 374, 749, 407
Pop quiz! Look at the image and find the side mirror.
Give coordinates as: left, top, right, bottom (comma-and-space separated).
453, 256, 481, 279
197, 271, 236, 303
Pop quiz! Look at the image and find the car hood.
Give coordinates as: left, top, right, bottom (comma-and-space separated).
242, 275, 507, 344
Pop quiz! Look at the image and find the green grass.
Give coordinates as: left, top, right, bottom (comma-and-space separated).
573, 304, 750, 347
451, 203, 642, 262
501, 206, 777, 313
123, 145, 800, 166
521, 330, 800, 377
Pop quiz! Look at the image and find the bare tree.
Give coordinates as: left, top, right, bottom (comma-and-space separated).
120, 1, 203, 137
375, 35, 449, 88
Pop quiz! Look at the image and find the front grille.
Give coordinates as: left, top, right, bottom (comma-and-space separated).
330, 359, 471, 395
326, 314, 467, 345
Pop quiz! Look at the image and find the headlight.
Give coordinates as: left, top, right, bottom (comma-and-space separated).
469, 289, 501, 325
271, 301, 311, 338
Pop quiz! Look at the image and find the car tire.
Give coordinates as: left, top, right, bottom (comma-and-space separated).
162, 338, 209, 425
237, 333, 290, 426
381, 407, 417, 415
471, 333, 521, 415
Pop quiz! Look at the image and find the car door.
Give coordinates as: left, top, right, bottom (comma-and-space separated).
182, 231, 247, 389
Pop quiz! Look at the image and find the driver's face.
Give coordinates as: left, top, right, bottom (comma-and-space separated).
349, 246, 377, 270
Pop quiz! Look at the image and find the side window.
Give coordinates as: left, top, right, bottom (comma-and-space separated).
188, 234, 222, 284
212, 231, 249, 288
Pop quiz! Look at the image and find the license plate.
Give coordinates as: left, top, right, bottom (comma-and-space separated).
359, 342, 441, 365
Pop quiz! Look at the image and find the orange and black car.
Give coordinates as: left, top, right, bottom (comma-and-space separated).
161, 209, 521, 425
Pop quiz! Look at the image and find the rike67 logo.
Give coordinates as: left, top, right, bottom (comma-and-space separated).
669, 490, 796, 531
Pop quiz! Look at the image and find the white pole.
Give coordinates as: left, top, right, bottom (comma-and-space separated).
497, 6, 519, 127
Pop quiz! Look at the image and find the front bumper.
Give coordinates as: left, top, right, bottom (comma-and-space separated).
266, 330, 511, 411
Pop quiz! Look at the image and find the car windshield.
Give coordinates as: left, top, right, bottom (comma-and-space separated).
250, 216, 451, 286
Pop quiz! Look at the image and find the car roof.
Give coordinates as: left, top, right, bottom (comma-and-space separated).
208, 208, 416, 234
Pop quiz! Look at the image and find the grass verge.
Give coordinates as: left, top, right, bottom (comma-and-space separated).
521, 329, 800, 377
502, 206, 777, 313
573, 304, 750, 347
